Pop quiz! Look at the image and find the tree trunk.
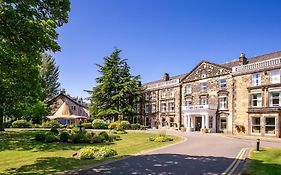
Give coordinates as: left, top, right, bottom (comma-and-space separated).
0, 104, 4, 131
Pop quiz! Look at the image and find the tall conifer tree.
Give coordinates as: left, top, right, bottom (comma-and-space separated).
90, 49, 141, 121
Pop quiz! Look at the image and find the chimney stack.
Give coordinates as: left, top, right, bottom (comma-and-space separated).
163, 73, 170, 81
239, 52, 248, 65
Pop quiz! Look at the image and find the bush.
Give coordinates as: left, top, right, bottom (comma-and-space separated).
35, 132, 46, 141
12, 120, 33, 128
79, 146, 117, 159
59, 131, 70, 142
131, 124, 141, 130
41, 121, 62, 128
140, 125, 146, 130
152, 136, 173, 142
70, 133, 88, 143
82, 123, 93, 129
71, 127, 86, 134
45, 133, 57, 143
33, 124, 42, 128
79, 146, 100, 159
92, 119, 108, 129
98, 131, 109, 142
108, 121, 121, 130
119, 121, 131, 130
50, 127, 59, 135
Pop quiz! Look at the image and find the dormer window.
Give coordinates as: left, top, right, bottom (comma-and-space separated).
201, 70, 207, 78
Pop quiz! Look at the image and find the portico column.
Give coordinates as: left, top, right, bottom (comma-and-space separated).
187, 115, 191, 130
184, 113, 187, 128
206, 114, 209, 129
201, 115, 205, 129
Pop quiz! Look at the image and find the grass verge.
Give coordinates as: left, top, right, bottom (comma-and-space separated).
0, 130, 182, 175
242, 148, 281, 175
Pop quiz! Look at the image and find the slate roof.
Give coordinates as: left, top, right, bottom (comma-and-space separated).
142, 73, 187, 86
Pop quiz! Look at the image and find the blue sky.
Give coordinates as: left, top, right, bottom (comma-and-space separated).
54, 0, 281, 98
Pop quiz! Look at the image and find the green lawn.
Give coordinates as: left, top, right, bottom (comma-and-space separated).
243, 148, 281, 175
0, 130, 182, 175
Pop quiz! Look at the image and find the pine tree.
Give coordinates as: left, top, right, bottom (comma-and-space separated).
40, 54, 61, 101
90, 49, 141, 122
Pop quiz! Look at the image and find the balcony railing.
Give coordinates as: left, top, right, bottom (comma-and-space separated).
182, 104, 217, 111
232, 57, 281, 75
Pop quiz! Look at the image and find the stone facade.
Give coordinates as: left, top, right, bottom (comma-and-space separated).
181, 61, 233, 133
140, 50, 281, 137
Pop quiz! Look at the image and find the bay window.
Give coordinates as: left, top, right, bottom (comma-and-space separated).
219, 97, 228, 109
265, 117, 276, 135
251, 117, 261, 134
169, 101, 175, 112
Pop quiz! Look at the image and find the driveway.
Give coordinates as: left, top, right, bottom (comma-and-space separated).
67, 130, 281, 175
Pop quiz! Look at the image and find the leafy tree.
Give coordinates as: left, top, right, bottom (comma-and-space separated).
0, 0, 70, 131
40, 53, 60, 101
90, 49, 141, 121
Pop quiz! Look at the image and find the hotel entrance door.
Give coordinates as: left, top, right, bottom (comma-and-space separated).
195, 117, 202, 131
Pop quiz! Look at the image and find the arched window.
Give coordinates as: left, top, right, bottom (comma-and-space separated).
201, 70, 207, 78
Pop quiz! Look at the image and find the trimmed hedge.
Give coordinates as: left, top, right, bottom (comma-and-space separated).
82, 123, 93, 129
12, 120, 33, 128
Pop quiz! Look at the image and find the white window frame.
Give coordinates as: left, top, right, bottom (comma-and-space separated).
269, 69, 280, 84
185, 98, 192, 106
219, 79, 227, 89
252, 73, 261, 86
269, 92, 281, 107
251, 93, 262, 107
152, 103, 156, 113
161, 102, 166, 113
251, 117, 261, 135
219, 96, 228, 110
169, 101, 175, 112
185, 84, 192, 94
265, 116, 276, 135
152, 92, 156, 100
145, 93, 150, 100
201, 82, 207, 92
162, 89, 166, 98
170, 88, 174, 98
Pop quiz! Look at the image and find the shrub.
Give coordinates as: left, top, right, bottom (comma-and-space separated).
108, 121, 121, 130
35, 132, 46, 141
92, 119, 108, 129
82, 123, 93, 129
59, 131, 70, 142
12, 120, 33, 128
41, 121, 62, 128
79, 147, 100, 159
98, 131, 109, 142
50, 127, 59, 135
33, 124, 42, 128
70, 133, 88, 143
140, 125, 146, 130
119, 121, 131, 130
79, 146, 117, 159
71, 127, 86, 134
131, 124, 141, 130
45, 133, 57, 143
153, 136, 173, 142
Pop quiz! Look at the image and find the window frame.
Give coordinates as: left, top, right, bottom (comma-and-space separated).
161, 102, 166, 113
185, 84, 192, 94
200, 97, 208, 105
251, 93, 262, 107
219, 96, 228, 110
265, 116, 276, 135
251, 117, 261, 135
170, 88, 174, 98
219, 79, 227, 89
201, 82, 208, 92
252, 73, 261, 86
269, 69, 280, 84
169, 100, 175, 112
269, 92, 281, 107
162, 89, 166, 98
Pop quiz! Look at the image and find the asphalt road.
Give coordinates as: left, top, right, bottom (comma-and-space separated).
67, 130, 281, 175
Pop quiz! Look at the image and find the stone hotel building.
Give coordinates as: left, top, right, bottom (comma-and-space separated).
141, 51, 281, 137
